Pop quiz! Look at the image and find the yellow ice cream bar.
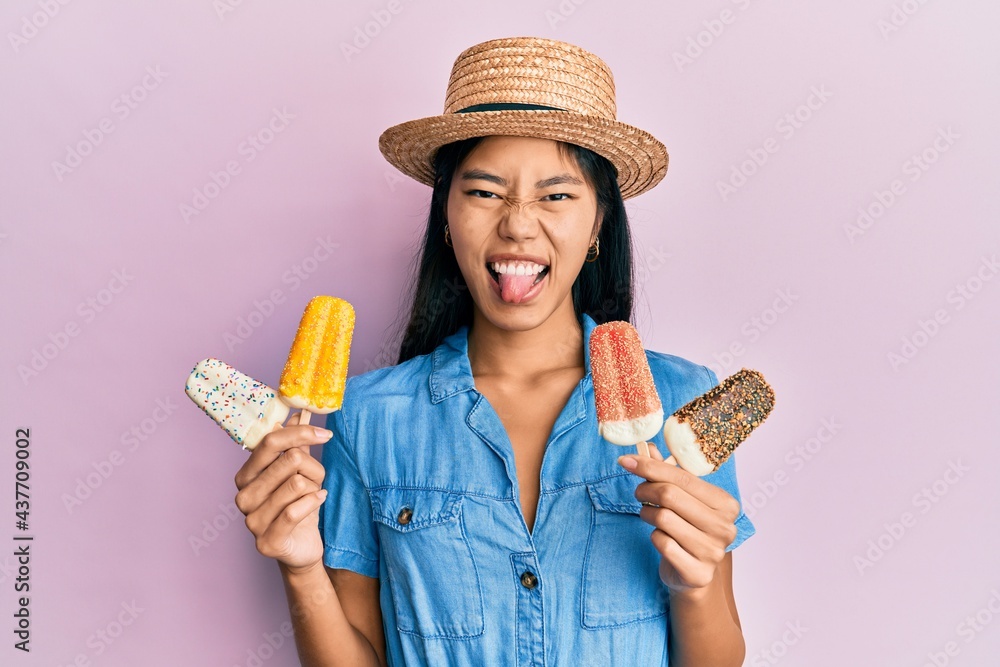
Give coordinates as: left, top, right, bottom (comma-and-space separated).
279, 296, 355, 414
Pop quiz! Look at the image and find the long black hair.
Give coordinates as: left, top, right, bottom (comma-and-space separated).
396, 137, 635, 363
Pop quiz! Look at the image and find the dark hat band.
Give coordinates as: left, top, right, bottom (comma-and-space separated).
456, 102, 566, 114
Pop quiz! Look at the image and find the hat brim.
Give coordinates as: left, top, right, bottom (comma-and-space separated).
378, 109, 668, 200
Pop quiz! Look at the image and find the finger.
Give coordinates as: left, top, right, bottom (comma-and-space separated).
240, 436, 328, 497
639, 505, 726, 562
235, 423, 332, 490
245, 473, 323, 537
651, 530, 716, 590
257, 488, 328, 552
635, 482, 739, 545
634, 480, 734, 540
619, 454, 735, 512
289, 411, 315, 456
236, 447, 327, 515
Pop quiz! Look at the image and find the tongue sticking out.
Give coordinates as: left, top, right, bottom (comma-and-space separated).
498, 273, 538, 304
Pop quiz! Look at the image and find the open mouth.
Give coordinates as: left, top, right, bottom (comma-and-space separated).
487, 260, 550, 304
486, 261, 550, 286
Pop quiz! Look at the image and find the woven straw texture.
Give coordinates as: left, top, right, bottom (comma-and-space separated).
378, 37, 668, 200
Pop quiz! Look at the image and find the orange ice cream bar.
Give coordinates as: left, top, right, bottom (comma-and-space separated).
589, 321, 664, 447
279, 296, 355, 415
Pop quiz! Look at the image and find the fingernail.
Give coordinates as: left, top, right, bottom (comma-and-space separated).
618, 455, 638, 470
318, 489, 328, 500
313, 427, 333, 439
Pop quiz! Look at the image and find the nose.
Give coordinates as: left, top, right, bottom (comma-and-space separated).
497, 199, 539, 242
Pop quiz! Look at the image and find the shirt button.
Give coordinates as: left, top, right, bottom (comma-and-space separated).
520, 571, 538, 590
397, 507, 413, 525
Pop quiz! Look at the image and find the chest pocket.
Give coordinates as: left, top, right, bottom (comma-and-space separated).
581, 474, 668, 629
370, 487, 485, 639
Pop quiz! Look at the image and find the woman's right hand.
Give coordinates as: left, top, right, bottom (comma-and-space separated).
234, 411, 332, 573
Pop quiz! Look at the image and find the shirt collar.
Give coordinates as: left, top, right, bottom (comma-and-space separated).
429, 313, 600, 403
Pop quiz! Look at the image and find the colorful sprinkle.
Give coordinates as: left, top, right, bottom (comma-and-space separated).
185, 358, 282, 447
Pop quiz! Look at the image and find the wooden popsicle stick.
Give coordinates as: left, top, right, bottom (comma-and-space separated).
636, 441, 650, 458
299, 410, 312, 426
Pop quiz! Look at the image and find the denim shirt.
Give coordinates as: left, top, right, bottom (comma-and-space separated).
320, 314, 755, 666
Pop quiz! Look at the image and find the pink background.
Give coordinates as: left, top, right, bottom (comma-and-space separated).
2, 1, 998, 665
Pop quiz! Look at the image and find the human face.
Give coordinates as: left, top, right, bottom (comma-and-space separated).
446, 136, 600, 331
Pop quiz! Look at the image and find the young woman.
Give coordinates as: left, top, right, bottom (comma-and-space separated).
234, 37, 755, 666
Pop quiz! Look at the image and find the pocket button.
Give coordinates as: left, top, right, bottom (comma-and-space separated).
520, 571, 538, 590
397, 507, 413, 525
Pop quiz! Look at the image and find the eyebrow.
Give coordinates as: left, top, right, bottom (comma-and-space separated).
535, 174, 584, 189
460, 169, 507, 187
460, 169, 584, 189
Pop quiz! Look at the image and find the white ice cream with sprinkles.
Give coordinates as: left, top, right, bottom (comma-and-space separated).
185, 358, 289, 450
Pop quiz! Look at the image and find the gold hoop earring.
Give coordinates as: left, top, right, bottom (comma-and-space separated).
585, 238, 599, 263
444, 225, 452, 248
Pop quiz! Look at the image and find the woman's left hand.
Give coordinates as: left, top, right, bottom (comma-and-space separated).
618, 445, 741, 594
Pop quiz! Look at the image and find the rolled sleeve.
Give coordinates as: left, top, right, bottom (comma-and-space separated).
320, 407, 379, 578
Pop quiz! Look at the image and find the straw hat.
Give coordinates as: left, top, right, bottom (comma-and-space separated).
378, 36, 668, 200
